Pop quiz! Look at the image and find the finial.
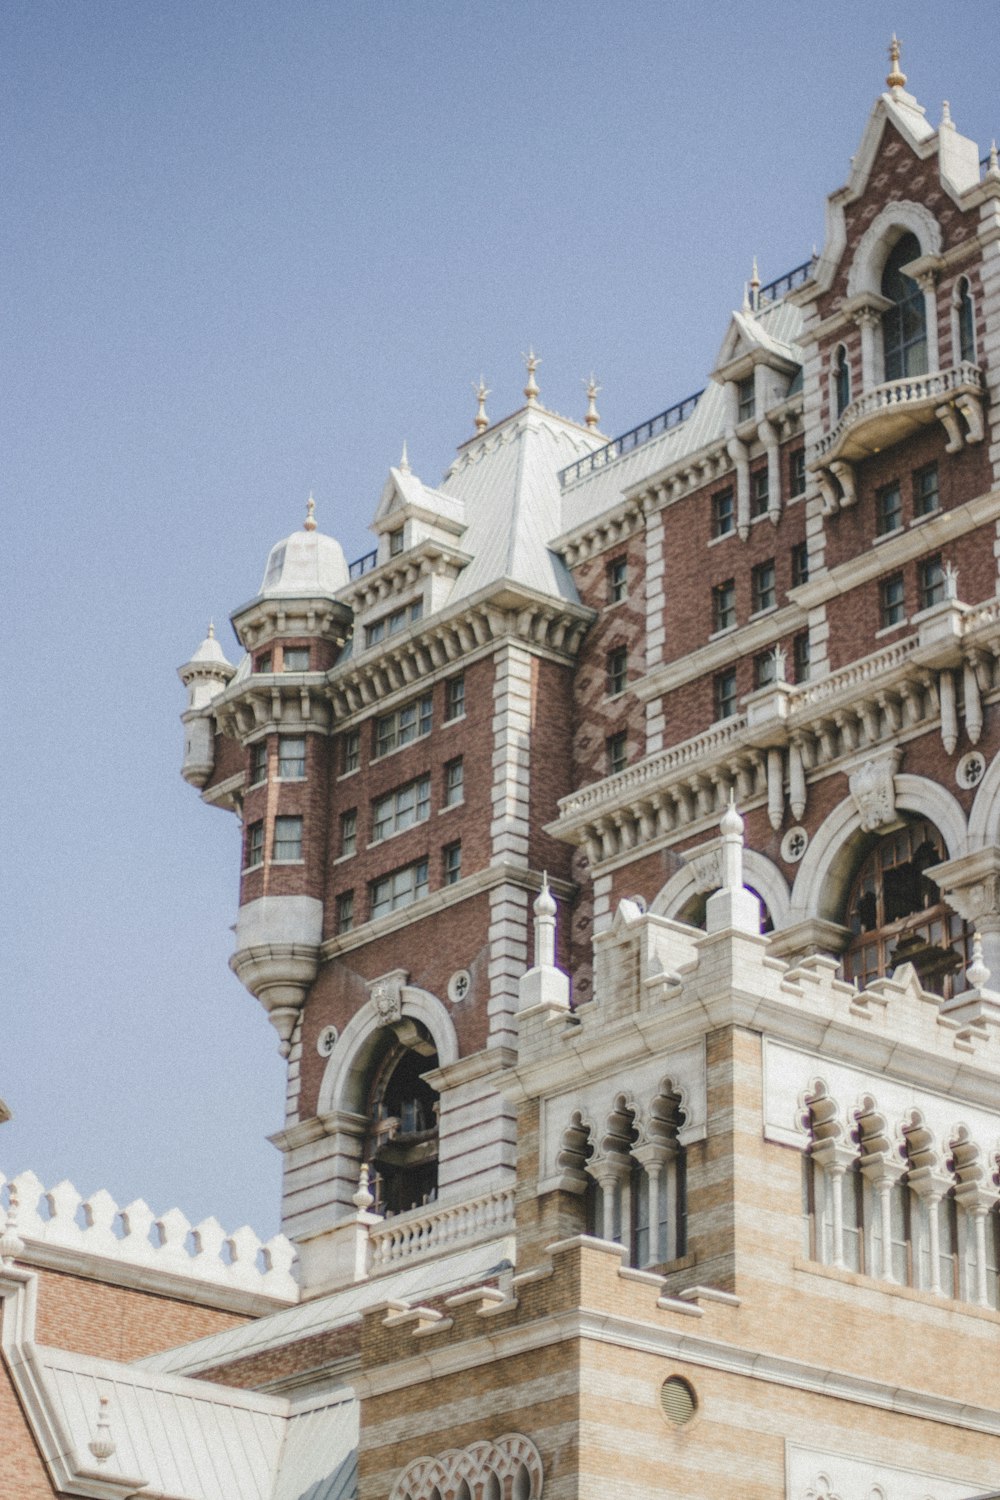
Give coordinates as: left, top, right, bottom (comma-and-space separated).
207, 620, 215, 639
988, 141, 1000, 179
0, 1183, 25, 1266
886, 34, 906, 91
771, 643, 787, 683
353, 1162, 375, 1212
88, 1396, 116, 1466
943, 558, 959, 600
534, 871, 557, 919
473, 375, 490, 433
940, 100, 954, 131
750, 256, 760, 311
721, 788, 745, 845
304, 492, 317, 532
533, 872, 557, 968
967, 932, 991, 990
399, 440, 411, 473
522, 349, 541, 405
583, 374, 601, 429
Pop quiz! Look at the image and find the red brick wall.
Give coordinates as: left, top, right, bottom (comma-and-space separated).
33, 1266, 248, 1362
570, 531, 647, 787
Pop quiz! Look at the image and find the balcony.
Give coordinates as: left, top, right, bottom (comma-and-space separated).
813, 362, 985, 468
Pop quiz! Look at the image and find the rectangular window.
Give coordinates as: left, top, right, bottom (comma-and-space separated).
607, 647, 628, 696
754, 650, 776, 689
880, 571, 906, 628
340, 808, 357, 858
712, 579, 736, 633
342, 728, 360, 774
914, 463, 939, 517
336, 890, 354, 934
255, 651, 272, 674
712, 488, 735, 537
444, 674, 465, 721
919, 554, 946, 610
283, 647, 310, 672
277, 735, 306, 779
273, 815, 303, 861
443, 757, 464, 807
443, 842, 462, 885
876, 482, 902, 536
607, 556, 628, 603
249, 740, 268, 787
750, 468, 769, 519
388, 528, 405, 557
246, 820, 264, 868
370, 858, 429, 918
607, 731, 628, 775
793, 631, 810, 683
791, 541, 810, 589
714, 668, 737, 721
365, 600, 423, 648
789, 448, 806, 497
737, 374, 756, 422
372, 775, 431, 842
375, 694, 433, 757
751, 560, 776, 615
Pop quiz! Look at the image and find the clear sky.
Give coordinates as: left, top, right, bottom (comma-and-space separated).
2, 2, 996, 1240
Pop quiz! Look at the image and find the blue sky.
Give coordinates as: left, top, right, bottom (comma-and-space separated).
3, 3, 996, 1238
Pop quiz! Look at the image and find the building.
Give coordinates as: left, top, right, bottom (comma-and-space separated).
2, 43, 1000, 1500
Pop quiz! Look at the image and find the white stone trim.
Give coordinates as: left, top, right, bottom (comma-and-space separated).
846, 200, 943, 299
785, 1441, 985, 1500
651, 850, 791, 929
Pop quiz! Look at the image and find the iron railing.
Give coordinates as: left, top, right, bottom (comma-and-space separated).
348, 548, 378, 579
754, 256, 815, 307
559, 389, 703, 487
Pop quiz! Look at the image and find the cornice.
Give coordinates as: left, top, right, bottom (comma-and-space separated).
634, 604, 804, 703
335, 538, 472, 615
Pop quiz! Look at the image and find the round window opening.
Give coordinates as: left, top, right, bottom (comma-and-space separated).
660, 1375, 697, 1427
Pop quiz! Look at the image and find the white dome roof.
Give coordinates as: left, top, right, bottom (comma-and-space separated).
188, 623, 232, 668
259, 526, 349, 598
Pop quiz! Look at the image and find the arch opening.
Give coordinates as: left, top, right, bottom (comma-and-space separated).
364, 1026, 440, 1216
881, 232, 927, 380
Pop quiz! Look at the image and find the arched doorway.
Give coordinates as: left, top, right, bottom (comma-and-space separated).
842, 817, 969, 997
364, 1028, 440, 1216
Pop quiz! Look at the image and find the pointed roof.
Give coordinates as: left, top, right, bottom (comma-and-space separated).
713, 301, 804, 378
373, 463, 466, 534
439, 404, 604, 603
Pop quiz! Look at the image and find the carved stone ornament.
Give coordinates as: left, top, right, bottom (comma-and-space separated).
685, 844, 723, 894
956, 750, 986, 789
316, 1024, 339, 1057
390, 1432, 543, 1500
367, 969, 408, 1024
848, 749, 901, 832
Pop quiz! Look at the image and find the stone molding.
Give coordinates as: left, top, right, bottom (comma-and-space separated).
390, 1432, 543, 1500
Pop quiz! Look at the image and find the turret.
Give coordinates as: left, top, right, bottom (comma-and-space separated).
177, 624, 235, 787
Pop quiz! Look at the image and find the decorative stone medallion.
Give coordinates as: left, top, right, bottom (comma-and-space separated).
781, 826, 809, 863
447, 969, 471, 1004
956, 751, 986, 789
316, 1025, 338, 1057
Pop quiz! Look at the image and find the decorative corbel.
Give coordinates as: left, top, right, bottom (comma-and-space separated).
727, 435, 751, 539
758, 416, 782, 524
829, 459, 856, 508
936, 402, 965, 454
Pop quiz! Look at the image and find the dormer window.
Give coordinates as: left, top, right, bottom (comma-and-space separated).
365, 600, 423, 647
833, 345, 851, 417
881, 233, 927, 381
389, 528, 405, 558
737, 375, 756, 423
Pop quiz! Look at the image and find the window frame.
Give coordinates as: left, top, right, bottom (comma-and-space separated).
607, 730, 628, 775
246, 819, 264, 869
273, 815, 304, 863
443, 841, 462, 885
370, 857, 430, 919
444, 674, 466, 722
342, 728, 360, 774
712, 579, 736, 634
737, 373, 756, 423
340, 808, 357, 858
277, 735, 306, 780
913, 463, 939, 519
606, 646, 628, 697
372, 774, 432, 843
789, 448, 806, 498
714, 667, 738, 721
875, 481, 903, 537
919, 553, 946, 611
793, 631, 811, 684
607, 556, 628, 604
443, 757, 464, 807
712, 488, 735, 538
336, 890, 354, 934
791, 541, 809, 589
282, 646, 311, 672
249, 740, 268, 787
751, 559, 776, 616
880, 571, 906, 629
374, 694, 433, 758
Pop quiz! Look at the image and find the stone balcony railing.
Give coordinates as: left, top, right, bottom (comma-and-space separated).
0, 1170, 298, 1304
367, 1184, 516, 1274
813, 362, 984, 469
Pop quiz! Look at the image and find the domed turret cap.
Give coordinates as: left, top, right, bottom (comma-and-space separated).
188, 621, 232, 668
258, 496, 349, 599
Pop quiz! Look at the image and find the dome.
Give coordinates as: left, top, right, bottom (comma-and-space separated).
188, 622, 232, 668
259, 525, 349, 598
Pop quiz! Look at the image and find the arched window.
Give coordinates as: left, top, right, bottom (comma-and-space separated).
843, 818, 969, 999
881, 232, 928, 380
833, 344, 851, 417
365, 1032, 440, 1215
956, 275, 976, 364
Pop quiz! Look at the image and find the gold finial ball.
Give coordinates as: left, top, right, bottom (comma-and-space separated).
886, 34, 906, 90
304, 493, 317, 532
472, 376, 490, 433
522, 349, 541, 404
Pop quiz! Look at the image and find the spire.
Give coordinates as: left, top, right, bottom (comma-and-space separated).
750, 255, 760, 311
939, 99, 954, 131
473, 375, 490, 433
399, 440, 411, 474
522, 348, 541, 405
720, 790, 745, 890
519, 875, 569, 1012
704, 793, 761, 936
533, 873, 557, 967
207, 620, 215, 639
988, 141, 1000, 181
584, 374, 601, 429
304, 492, 317, 532
886, 34, 906, 91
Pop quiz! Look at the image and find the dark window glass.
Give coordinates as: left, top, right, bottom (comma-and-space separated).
754, 651, 776, 689
249, 740, 268, 786
444, 758, 464, 806
714, 668, 737, 721
957, 278, 975, 364
389, 528, 405, 557
919, 554, 945, 610
274, 815, 303, 861
793, 631, 810, 683
880, 572, 906, 628
343, 728, 360, 773
375, 694, 433, 757
340, 809, 357, 857
791, 541, 810, 589
277, 736, 306, 778
834, 345, 851, 417
608, 731, 627, 774
914, 464, 939, 517
255, 651, 272, 674
712, 580, 736, 632
336, 891, 354, 934
283, 647, 310, 672
737, 374, 756, 422
712, 489, 735, 537
882, 233, 927, 380
750, 468, 769, 518
246, 820, 264, 868
608, 556, 627, 603
607, 648, 628, 696
443, 842, 462, 885
789, 449, 806, 497
751, 560, 776, 614
445, 674, 465, 721
876, 483, 902, 536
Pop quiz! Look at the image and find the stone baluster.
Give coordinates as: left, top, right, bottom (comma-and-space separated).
854, 307, 880, 390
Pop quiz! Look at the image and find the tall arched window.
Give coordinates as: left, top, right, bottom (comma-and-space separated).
956, 275, 976, 364
843, 818, 970, 998
365, 1033, 440, 1215
881, 232, 928, 380
833, 344, 851, 417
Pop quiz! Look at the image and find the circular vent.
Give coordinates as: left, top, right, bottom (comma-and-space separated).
660, 1376, 697, 1426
